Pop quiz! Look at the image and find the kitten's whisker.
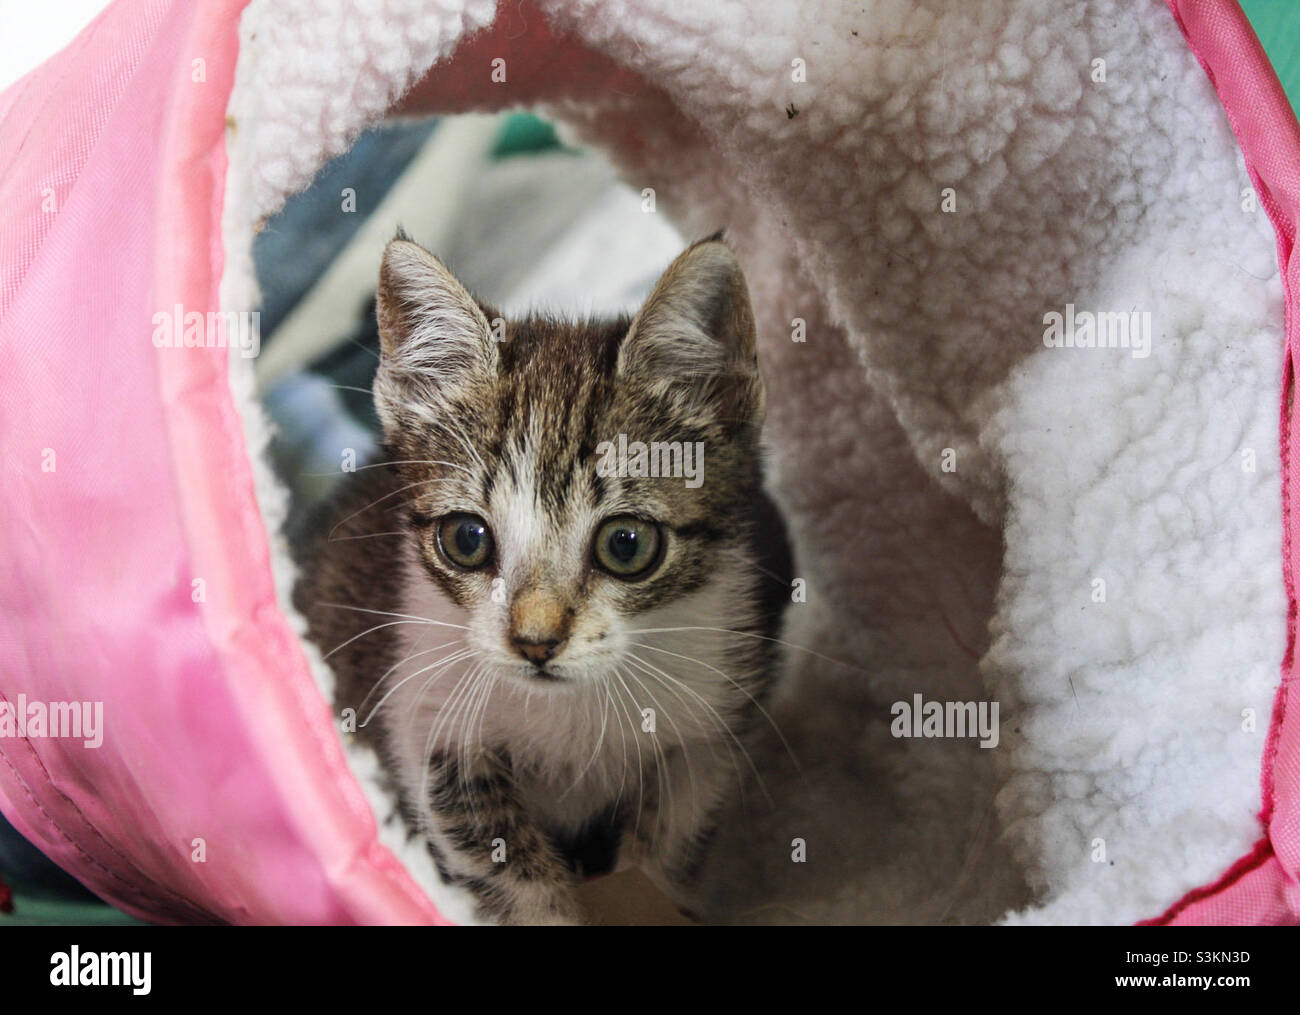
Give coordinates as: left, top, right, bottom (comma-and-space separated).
425, 660, 481, 760
469, 668, 498, 771
622, 668, 682, 840
628, 625, 871, 677
346, 337, 380, 362
608, 673, 647, 841
474, 678, 502, 819
753, 562, 796, 588
419, 658, 484, 813
327, 478, 458, 537
457, 665, 496, 821
324, 620, 443, 659
607, 675, 632, 814
412, 663, 463, 762
624, 653, 748, 798
626, 652, 770, 805
303, 459, 470, 479
360, 645, 471, 727
326, 530, 406, 542
451, 665, 487, 813
628, 639, 801, 777
443, 665, 488, 778
628, 666, 703, 819
315, 602, 468, 630
562, 678, 613, 800
422, 658, 475, 743
400, 652, 476, 743
443, 669, 480, 805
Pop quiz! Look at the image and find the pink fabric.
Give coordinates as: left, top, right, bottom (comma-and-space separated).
0, 0, 445, 925
1146, 0, 1300, 926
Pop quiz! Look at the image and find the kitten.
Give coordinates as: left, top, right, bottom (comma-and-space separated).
295, 232, 790, 924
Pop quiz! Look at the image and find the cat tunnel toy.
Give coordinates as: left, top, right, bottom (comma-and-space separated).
1, 0, 1299, 924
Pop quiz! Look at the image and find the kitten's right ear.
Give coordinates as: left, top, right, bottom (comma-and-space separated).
374, 236, 497, 429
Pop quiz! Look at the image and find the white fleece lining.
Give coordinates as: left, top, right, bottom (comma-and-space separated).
220, 0, 1286, 924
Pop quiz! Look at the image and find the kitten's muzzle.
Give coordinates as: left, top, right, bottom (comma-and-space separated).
508, 587, 573, 667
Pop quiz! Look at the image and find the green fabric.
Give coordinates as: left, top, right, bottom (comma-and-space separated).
5, 891, 142, 926
491, 112, 570, 157
1242, 1, 1300, 114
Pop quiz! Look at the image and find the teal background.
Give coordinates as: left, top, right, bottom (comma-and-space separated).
1242, 0, 1300, 113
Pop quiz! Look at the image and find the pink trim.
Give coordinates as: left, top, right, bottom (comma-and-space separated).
154, 0, 446, 927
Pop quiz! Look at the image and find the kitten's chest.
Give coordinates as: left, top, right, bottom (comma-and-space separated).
515, 765, 632, 878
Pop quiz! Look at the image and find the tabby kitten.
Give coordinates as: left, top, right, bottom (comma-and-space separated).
295, 232, 788, 924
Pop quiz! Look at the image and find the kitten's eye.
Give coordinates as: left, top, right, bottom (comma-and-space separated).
437, 513, 493, 570
593, 517, 662, 579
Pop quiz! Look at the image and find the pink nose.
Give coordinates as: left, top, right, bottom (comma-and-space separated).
513, 637, 564, 665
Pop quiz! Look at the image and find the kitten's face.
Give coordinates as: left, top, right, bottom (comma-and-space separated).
373, 236, 764, 689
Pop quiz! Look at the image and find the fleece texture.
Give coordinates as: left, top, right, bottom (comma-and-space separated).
222, 0, 1286, 922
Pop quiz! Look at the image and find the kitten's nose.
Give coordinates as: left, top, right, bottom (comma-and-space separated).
509, 586, 572, 666
512, 636, 564, 665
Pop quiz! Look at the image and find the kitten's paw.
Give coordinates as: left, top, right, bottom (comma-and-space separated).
484, 883, 583, 926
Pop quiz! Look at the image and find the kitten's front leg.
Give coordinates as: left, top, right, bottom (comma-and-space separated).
425, 747, 581, 925
636, 752, 736, 920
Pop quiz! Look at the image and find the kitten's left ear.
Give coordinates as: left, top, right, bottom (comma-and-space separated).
619, 238, 764, 427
